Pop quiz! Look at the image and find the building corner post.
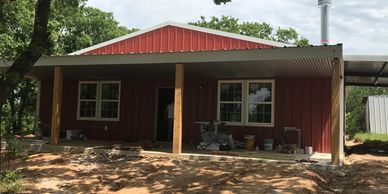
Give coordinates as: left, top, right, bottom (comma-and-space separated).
331, 58, 344, 165
50, 66, 63, 145
173, 64, 184, 154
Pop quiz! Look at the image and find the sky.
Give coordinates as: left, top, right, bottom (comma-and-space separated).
86, 0, 388, 55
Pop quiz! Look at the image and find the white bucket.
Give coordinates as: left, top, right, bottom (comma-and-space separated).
263, 139, 274, 151
66, 130, 73, 140
305, 146, 313, 154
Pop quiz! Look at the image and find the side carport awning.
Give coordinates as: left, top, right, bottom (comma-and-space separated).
345, 55, 388, 87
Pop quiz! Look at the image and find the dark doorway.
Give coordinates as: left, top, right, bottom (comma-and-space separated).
156, 88, 174, 142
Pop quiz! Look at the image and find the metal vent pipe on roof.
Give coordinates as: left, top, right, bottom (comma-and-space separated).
319, 0, 331, 45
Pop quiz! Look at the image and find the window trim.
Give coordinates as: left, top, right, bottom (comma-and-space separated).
217, 80, 244, 125
77, 81, 121, 122
77, 81, 99, 121
245, 80, 275, 127
99, 81, 121, 121
217, 79, 275, 127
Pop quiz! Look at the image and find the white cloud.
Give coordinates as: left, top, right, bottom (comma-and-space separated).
86, 0, 388, 55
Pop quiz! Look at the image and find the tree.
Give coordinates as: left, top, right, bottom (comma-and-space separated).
49, 4, 138, 55
0, 0, 137, 133
346, 86, 388, 134
189, 16, 309, 46
213, 0, 231, 4
0, 0, 51, 134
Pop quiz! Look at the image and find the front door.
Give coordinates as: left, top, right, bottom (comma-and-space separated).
156, 88, 174, 142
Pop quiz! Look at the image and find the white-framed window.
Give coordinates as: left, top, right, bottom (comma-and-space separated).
77, 81, 121, 121
246, 80, 274, 127
78, 81, 98, 120
217, 80, 275, 127
218, 81, 243, 125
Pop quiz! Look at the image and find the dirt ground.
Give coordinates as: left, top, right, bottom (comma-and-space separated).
11, 149, 388, 194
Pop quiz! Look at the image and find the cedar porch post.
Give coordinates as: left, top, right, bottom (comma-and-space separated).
331, 58, 344, 165
173, 64, 184, 154
50, 66, 63, 145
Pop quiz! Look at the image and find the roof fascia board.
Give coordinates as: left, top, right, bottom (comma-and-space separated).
37, 45, 342, 67
69, 21, 293, 55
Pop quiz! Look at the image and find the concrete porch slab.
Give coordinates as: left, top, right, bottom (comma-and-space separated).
12, 138, 332, 165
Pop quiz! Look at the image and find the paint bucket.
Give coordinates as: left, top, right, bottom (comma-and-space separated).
305, 146, 313, 154
66, 130, 81, 140
66, 130, 73, 140
244, 135, 255, 150
263, 139, 274, 151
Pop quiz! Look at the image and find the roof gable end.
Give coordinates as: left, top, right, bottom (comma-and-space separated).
69, 21, 293, 55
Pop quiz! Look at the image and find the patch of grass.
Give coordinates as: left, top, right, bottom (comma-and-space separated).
0, 170, 23, 193
354, 132, 388, 142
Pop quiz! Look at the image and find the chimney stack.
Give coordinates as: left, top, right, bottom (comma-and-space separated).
318, 0, 331, 45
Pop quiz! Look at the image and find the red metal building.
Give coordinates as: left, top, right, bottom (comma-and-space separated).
22, 22, 343, 159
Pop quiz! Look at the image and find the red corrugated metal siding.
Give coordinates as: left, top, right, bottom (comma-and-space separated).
39, 77, 331, 153
82, 26, 273, 55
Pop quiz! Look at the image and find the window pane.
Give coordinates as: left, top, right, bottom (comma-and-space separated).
79, 101, 96, 118
220, 103, 241, 122
101, 101, 119, 119
220, 83, 242, 101
248, 82, 272, 103
80, 83, 97, 100
248, 104, 272, 123
101, 83, 119, 100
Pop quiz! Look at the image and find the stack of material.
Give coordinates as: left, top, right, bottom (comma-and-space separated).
112, 144, 144, 152
93, 144, 144, 156
280, 145, 297, 154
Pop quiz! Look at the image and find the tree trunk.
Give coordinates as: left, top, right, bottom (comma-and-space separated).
9, 97, 17, 132
0, 103, 3, 134
0, 0, 51, 109
16, 79, 32, 132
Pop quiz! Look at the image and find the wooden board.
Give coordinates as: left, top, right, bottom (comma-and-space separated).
331, 59, 341, 165
173, 64, 184, 154
50, 66, 63, 145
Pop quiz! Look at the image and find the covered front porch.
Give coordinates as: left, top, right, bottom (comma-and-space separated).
24, 45, 343, 164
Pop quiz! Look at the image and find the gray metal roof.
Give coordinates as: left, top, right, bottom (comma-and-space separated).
0, 45, 342, 80
344, 55, 388, 87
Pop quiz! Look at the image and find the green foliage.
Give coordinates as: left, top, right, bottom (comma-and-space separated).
354, 132, 388, 142
2, 79, 37, 133
1, 0, 137, 134
0, 0, 137, 57
0, 0, 35, 58
49, 2, 138, 55
0, 170, 23, 193
1, 132, 24, 162
346, 86, 388, 134
213, 0, 231, 5
189, 16, 309, 46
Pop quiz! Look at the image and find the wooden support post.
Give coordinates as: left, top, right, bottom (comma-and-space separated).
331, 59, 342, 165
50, 66, 63, 145
173, 64, 184, 154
